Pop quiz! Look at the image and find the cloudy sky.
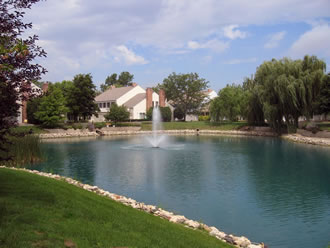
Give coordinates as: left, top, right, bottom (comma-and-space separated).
25, 0, 330, 91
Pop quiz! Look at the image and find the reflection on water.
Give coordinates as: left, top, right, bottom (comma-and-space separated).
32, 135, 330, 248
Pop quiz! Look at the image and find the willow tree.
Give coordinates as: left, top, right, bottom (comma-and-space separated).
253, 56, 326, 133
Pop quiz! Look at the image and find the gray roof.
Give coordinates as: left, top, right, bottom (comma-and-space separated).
95, 86, 135, 102
123, 93, 146, 108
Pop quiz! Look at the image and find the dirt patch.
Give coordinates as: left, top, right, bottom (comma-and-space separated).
297, 129, 330, 138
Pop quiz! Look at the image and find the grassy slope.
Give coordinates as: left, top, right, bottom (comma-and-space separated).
0, 168, 233, 248
141, 121, 247, 131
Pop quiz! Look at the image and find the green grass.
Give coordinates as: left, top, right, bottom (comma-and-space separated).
0, 135, 43, 167
10, 125, 45, 134
0, 168, 233, 248
317, 122, 330, 131
141, 121, 247, 131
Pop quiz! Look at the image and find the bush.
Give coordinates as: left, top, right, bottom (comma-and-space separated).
104, 103, 130, 123
94, 122, 106, 129
27, 97, 43, 124
198, 115, 210, 121
147, 107, 172, 122
72, 123, 83, 130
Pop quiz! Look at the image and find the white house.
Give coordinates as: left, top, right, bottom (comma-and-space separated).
92, 83, 166, 121
185, 89, 218, 121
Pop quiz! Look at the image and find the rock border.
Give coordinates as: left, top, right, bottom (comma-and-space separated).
0, 166, 265, 248
282, 134, 330, 147
38, 129, 330, 147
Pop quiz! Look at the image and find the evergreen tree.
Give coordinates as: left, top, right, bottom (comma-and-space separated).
67, 74, 99, 121
34, 86, 68, 128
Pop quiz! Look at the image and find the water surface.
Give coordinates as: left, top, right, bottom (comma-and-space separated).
31, 135, 330, 248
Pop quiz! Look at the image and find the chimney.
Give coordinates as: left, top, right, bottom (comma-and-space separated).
208, 89, 212, 93
159, 89, 165, 107
42, 83, 49, 93
146, 88, 153, 111
131, 82, 137, 87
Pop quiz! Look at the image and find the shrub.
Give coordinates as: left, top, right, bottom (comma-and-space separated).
104, 103, 130, 123
94, 122, 106, 129
198, 115, 210, 121
72, 123, 83, 130
147, 107, 172, 122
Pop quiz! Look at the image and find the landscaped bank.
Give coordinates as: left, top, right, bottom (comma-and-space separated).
0, 166, 264, 248
38, 128, 330, 147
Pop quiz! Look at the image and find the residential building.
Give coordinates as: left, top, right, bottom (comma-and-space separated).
92, 83, 168, 121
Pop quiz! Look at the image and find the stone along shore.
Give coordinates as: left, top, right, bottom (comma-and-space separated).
38, 129, 330, 147
0, 166, 266, 248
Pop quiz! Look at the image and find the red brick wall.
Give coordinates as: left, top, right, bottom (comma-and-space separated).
159, 89, 165, 107
146, 88, 153, 111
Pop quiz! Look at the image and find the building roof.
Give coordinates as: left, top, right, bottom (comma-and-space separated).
95, 86, 135, 102
123, 93, 146, 108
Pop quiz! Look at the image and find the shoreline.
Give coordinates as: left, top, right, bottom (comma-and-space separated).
38, 129, 330, 147
0, 166, 264, 248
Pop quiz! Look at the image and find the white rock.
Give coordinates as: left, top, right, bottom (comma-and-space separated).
209, 226, 226, 239
234, 236, 251, 247
247, 244, 262, 248
169, 215, 186, 224
184, 219, 200, 229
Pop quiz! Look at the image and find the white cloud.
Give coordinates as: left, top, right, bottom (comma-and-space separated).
113, 45, 148, 65
187, 39, 229, 52
264, 31, 286, 49
224, 57, 257, 65
289, 24, 330, 57
223, 25, 247, 40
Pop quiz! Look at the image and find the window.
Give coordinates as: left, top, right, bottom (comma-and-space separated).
156, 101, 159, 107
140, 113, 146, 119
103, 102, 106, 108
107, 102, 110, 108
152, 101, 154, 107
99, 103, 102, 108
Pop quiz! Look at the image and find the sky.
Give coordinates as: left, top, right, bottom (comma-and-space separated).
24, 0, 330, 92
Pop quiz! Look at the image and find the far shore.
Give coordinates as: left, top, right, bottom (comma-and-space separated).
37, 127, 330, 147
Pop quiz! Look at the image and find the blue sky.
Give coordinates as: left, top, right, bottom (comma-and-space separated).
25, 0, 330, 92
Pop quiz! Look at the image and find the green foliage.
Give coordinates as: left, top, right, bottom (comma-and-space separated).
104, 103, 130, 123
147, 107, 172, 122
100, 71, 134, 91
94, 122, 106, 129
174, 105, 185, 120
315, 73, 330, 115
34, 85, 68, 128
198, 115, 210, 121
243, 55, 326, 133
210, 84, 246, 122
0, 135, 43, 167
66, 74, 99, 121
72, 123, 83, 130
27, 96, 43, 124
160, 72, 209, 121
0, 168, 233, 248
141, 121, 246, 131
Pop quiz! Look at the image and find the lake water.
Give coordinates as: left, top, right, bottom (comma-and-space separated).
31, 135, 330, 248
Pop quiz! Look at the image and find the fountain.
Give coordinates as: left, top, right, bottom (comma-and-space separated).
149, 107, 166, 148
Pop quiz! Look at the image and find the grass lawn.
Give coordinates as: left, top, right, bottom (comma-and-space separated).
141, 121, 247, 131
0, 168, 233, 248
10, 125, 45, 134
317, 122, 330, 131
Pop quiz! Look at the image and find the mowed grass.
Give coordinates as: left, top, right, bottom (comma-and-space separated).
141, 121, 247, 131
317, 122, 330, 131
0, 168, 233, 248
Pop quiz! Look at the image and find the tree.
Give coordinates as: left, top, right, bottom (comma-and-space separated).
100, 71, 134, 92
146, 107, 172, 122
247, 56, 326, 133
34, 85, 68, 128
160, 72, 209, 121
27, 96, 42, 124
104, 103, 129, 123
66, 74, 99, 121
316, 73, 330, 115
0, 0, 46, 160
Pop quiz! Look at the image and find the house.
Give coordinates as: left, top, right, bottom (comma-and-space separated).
92, 83, 168, 121
185, 89, 217, 121
17, 82, 46, 124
